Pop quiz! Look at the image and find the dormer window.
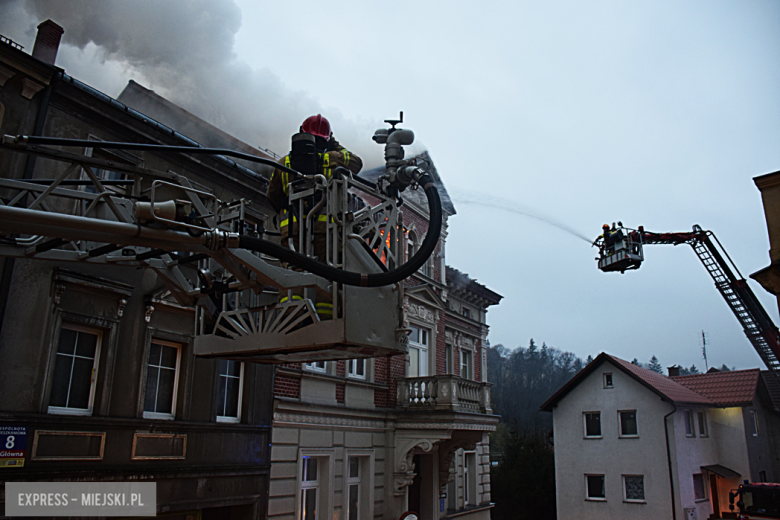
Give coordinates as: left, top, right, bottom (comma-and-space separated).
603, 373, 613, 388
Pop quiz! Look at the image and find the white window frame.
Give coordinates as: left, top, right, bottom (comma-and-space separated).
693, 473, 707, 501
342, 450, 374, 520
603, 373, 614, 388
461, 349, 473, 380
684, 410, 695, 437
347, 359, 366, 380
585, 474, 606, 501
346, 456, 361, 520
142, 339, 182, 420
216, 359, 244, 423
408, 324, 429, 377
749, 410, 759, 436
297, 449, 334, 520
445, 343, 454, 375
464, 451, 477, 506
300, 456, 320, 520
697, 411, 708, 437
583, 411, 602, 438
406, 231, 418, 263
622, 474, 645, 503
618, 410, 638, 438
305, 361, 327, 373
47, 323, 102, 416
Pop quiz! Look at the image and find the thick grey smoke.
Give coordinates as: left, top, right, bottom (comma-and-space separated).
0, 0, 383, 164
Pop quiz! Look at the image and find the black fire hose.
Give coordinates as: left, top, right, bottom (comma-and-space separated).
238, 175, 442, 287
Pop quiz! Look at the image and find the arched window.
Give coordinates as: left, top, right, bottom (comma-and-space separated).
406, 231, 418, 262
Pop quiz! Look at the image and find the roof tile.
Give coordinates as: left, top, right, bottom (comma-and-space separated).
607, 356, 714, 405
671, 369, 759, 407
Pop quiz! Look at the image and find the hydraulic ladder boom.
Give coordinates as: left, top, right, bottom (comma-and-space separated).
597, 224, 780, 371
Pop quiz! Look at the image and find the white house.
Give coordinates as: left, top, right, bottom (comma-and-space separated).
541, 353, 779, 520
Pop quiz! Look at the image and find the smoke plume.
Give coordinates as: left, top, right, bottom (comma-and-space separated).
0, 0, 383, 165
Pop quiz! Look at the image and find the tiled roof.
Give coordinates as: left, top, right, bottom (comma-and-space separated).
671, 369, 760, 407
607, 356, 714, 405
540, 353, 715, 411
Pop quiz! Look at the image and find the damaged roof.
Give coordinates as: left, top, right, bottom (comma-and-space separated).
446, 266, 502, 306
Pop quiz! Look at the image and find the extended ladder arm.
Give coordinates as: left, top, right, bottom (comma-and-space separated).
639, 225, 780, 371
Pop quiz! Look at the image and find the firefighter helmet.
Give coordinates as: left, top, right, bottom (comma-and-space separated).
301, 114, 331, 140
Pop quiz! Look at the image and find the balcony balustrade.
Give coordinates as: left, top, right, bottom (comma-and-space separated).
397, 375, 492, 414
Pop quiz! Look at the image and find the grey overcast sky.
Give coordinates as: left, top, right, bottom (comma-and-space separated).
3, 0, 780, 371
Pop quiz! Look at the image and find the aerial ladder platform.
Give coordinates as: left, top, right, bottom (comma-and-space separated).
0, 118, 439, 364
595, 224, 780, 372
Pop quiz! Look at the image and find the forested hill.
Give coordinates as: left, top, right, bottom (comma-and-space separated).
487, 340, 585, 430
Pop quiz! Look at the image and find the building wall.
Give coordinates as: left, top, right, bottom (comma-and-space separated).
741, 400, 775, 483
551, 359, 674, 520
266, 200, 498, 519
669, 405, 747, 519
0, 40, 275, 518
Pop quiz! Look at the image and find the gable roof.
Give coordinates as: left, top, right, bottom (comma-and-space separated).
540, 353, 714, 412
671, 369, 760, 407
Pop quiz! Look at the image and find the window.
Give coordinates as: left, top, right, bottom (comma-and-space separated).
48, 324, 102, 416
82, 138, 136, 195
623, 475, 645, 502
697, 411, 708, 437
693, 473, 706, 500
619, 410, 638, 437
143, 340, 181, 420
406, 231, 417, 262
461, 350, 472, 380
584, 412, 601, 437
462, 307, 471, 319
684, 410, 695, 437
586, 474, 605, 500
423, 254, 434, 278
408, 326, 429, 377
348, 359, 366, 379
749, 410, 759, 436
464, 451, 477, 505
760, 471, 768, 483
603, 373, 613, 388
305, 361, 327, 373
300, 456, 319, 520
216, 359, 243, 423
347, 457, 360, 520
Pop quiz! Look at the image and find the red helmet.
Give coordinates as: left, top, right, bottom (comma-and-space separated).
301, 114, 331, 140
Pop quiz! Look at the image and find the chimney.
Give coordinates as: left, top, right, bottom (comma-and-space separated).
31, 20, 64, 66
667, 365, 680, 377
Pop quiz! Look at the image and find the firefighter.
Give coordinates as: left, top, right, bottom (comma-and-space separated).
266, 114, 363, 320
593, 224, 611, 248
266, 114, 363, 262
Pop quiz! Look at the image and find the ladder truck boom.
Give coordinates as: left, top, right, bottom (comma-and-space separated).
595, 224, 780, 372
0, 117, 441, 365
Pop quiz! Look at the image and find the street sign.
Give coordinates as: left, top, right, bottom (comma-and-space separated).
0, 426, 27, 468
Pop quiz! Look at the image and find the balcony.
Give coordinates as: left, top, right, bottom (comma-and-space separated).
397, 375, 492, 414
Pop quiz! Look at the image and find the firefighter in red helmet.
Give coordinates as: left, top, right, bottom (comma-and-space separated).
266, 115, 363, 319
267, 114, 363, 258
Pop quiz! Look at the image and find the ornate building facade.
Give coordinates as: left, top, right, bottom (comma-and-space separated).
266, 159, 503, 520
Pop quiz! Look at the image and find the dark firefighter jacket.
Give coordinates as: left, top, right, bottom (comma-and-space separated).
266, 136, 363, 240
